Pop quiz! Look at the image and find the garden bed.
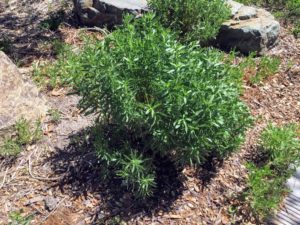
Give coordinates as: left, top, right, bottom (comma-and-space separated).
0, 0, 299, 224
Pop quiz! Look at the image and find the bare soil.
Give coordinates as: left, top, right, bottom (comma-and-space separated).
0, 0, 299, 224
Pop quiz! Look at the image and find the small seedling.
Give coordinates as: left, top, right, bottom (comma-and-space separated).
32, 119, 43, 142
48, 108, 61, 123
0, 138, 21, 156
15, 118, 32, 145
15, 118, 43, 146
8, 210, 34, 225
0, 119, 43, 157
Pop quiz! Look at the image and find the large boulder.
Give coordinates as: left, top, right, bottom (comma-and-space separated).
0, 51, 47, 142
73, 0, 148, 27
217, 0, 280, 54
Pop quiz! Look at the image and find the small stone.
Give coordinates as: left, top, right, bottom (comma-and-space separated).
44, 196, 59, 211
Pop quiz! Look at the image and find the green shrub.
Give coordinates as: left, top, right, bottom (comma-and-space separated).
247, 164, 289, 219
260, 123, 300, 170
247, 123, 300, 220
286, 0, 300, 19
148, 0, 231, 45
56, 14, 252, 197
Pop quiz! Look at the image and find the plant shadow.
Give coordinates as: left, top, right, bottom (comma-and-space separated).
196, 154, 224, 188
0, 4, 80, 66
47, 127, 186, 223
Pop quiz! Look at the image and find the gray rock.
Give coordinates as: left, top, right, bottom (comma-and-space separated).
44, 196, 59, 211
0, 51, 47, 143
73, 0, 148, 27
217, 2, 280, 55
225, 0, 243, 17
235, 6, 257, 20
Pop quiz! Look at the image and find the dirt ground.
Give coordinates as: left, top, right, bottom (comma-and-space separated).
0, 0, 299, 224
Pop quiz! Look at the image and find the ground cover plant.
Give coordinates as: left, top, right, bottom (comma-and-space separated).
51, 14, 252, 197
0, 118, 42, 156
148, 0, 231, 45
234, 52, 280, 85
246, 123, 300, 220
8, 210, 34, 225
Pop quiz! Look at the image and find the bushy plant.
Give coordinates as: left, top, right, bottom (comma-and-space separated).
260, 123, 300, 170
148, 0, 231, 45
57, 14, 251, 197
247, 123, 300, 220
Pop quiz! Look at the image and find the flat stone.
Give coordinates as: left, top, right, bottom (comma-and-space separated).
74, 0, 148, 27
99, 0, 147, 10
271, 168, 300, 224
0, 51, 47, 143
217, 3, 280, 55
44, 196, 59, 211
234, 6, 257, 20
287, 167, 300, 198
225, 0, 243, 17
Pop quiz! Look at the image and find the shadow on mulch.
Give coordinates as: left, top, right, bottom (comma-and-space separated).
0, 8, 79, 65
47, 128, 184, 223
196, 154, 224, 188
243, 145, 270, 168
0, 155, 19, 170
47, 127, 224, 223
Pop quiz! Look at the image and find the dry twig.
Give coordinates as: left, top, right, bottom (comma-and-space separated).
0, 168, 8, 189
28, 151, 61, 181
